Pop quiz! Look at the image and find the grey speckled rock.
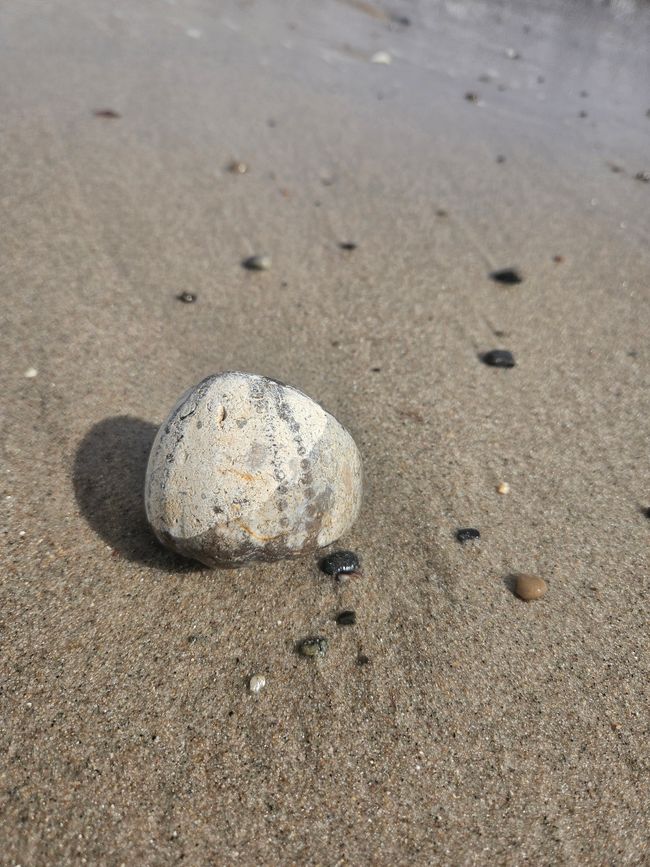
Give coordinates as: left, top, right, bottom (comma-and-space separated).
145, 372, 363, 567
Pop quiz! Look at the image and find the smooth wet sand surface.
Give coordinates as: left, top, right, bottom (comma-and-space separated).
1, 0, 649, 863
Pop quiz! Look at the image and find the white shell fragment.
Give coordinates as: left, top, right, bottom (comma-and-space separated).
248, 674, 266, 694
145, 372, 363, 567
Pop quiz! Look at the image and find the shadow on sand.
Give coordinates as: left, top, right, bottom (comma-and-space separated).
73, 415, 203, 573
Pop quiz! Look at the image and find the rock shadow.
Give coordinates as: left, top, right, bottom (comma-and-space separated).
73, 415, 203, 573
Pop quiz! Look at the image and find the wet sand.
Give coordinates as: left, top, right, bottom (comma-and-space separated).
1, 0, 650, 863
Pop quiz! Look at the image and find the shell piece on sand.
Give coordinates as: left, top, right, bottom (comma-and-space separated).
145, 372, 363, 567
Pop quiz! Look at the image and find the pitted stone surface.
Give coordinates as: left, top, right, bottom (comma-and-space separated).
145, 372, 363, 567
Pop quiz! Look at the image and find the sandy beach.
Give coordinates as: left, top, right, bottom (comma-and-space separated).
1, 0, 649, 863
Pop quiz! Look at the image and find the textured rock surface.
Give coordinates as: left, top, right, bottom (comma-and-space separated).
145, 372, 363, 567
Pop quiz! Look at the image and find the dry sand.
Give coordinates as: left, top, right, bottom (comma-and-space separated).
1, 0, 650, 863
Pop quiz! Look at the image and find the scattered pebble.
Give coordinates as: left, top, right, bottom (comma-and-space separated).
580, 90, 589, 97
456, 528, 480, 544
298, 637, 328, 658
496, 154, 506, 163
357, 653, 370, 666
497, 481, 510, 495
552, 254, 564, 263
370, 366, 381, 372
242, 254, 271, 271
578, 110, 588, 118
371, 51, 392, 64
177, 292, 197, 303
608, 163, 624, 174
514, 573, 548, 601
644, 507, 650, 519
24, 367, 38, 378
634, 171, 650, 183
482, 349, 516, 368
490, 268, 522, 285
93, 109, 121, 119
436, 208, 448, 218
390, 14, 411, 26
248, 674, 266, 693
339, 242, 357, 251
227, 160, 248, 174
505, 48, 521, 60
464, 92, 479, 103
336, 610, 357, 626
320, 549, 361, 576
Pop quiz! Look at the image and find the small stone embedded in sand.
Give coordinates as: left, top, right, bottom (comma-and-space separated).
465, 92, 479, 103
339, 242, 357, 251
320, 550, 361, 577
93, 108, 120, 119
496, 154, 506, 163
243, 254, 271, 271
482, 349, 516, 368
635, 171, 650, 183
298, 637, 328, 658
456, 528, 480, 543
227, 160, 248, 174
24, 367, 38, 378
497, 481, 510, 495
336, 610, 357, 626
514, 573, 548, 601
145, 372, 363, 567
177, 291, 197, 303
371, 51, 392, 64
249, 674, 266, 693
490, 268, 522, 285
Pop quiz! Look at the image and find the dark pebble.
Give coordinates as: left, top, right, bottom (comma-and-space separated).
635, 171, 650, 183
490, 268, 522, 285
320, 550, 361, 576
242, 254, 271, 271
579, 110, 588, 118
390, 13, 411, 25
496, 154, 506, 163
371, 366, 381, 372
297, 637, 328, 658
482, 349, 516, 368
465, 92, 479, 103
357, 653, 370, 666
436, 209, 448, 218
93, 109, 121, 119
644, 507, 650, 519
339, 242, 357, 251
336, 610, 357, 626
552, 254, 564, 263
456, 528, 481, 543
177, 292, 197, 303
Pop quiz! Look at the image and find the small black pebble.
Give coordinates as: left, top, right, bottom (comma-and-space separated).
94, 108, 121, 118
644, 507, 650, 519
436, 208, 448, 217
336, 610, 357, 626
371, 366, 381, 372
177, 292, 197, 303
390, 13, 411, 25
578, 110, 588, 118
482, 349, 516, 368
465, 92, 479, 103
320, 550, 361, 576
339, 242, 357, 251
490, 268, 522, 285
357, 654, 370, 666
496, 154, 506, 163
456, 528, 481, 543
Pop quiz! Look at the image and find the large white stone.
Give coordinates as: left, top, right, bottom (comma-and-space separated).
145, 372, 363, 567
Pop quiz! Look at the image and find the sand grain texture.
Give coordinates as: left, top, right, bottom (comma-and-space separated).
1, 0, 649, 864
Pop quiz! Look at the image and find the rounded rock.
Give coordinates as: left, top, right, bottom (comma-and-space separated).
514, 573, 548, 601
145, 372, 363, 567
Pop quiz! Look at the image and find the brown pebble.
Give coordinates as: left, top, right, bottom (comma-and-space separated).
514, 573, 548, 601
496, 481, 510, 495
227, 160, 248, 174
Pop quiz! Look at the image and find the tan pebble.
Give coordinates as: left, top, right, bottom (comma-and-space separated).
514, 573, 548, 601
497, 481, 510, 494
227, 160, 248, 174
